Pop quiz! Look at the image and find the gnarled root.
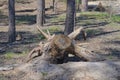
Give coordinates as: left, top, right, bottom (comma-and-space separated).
74, 44, 104, 61
26, 47, 42, 62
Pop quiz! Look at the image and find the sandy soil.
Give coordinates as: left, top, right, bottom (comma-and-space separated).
0, 0, 120, 79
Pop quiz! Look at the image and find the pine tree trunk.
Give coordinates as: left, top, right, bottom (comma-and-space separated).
81, 0, 88, 12
53, 0, 58, 14
8, 0, 16, 43
77, 0, 81, 11
64, 0, 75, 35
53, 0, 55, 11
37, 0, 45, 27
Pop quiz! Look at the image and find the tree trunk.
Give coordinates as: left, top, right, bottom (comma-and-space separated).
52, 0, 58, 14
37, 0, 45, 27
8, 0, 16, 43
77, 0, 81, 11
81, 0, 88, 12
64, 0, 75, 35
52, 0, 55, 11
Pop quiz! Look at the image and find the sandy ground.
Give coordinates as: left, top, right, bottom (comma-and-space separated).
0, 1, 120, 79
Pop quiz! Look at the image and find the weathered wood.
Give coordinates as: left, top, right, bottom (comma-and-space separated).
26, 26, 102, 63
0, 67, 13, 71
16, 33, 22, 41
0, 64, 19, 71
36, 26, 49, 39
74, 45, 103, 61
26, 34, 102, 63
26, 47, 42, 62
92, 2, 105, 12
68, 27, 83, 39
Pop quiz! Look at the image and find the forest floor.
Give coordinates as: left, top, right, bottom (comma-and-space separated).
0, 0, 120, 79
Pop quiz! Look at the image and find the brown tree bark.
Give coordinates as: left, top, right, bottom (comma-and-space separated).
64, 0, 76, 35
8, 0, 16, 43
52, 0, 58, 14
81, 0, 88, 12
52, 0, 55, 11
37, 0, 45, 27
77, 0, 81, 11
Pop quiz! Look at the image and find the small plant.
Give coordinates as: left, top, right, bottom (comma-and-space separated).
4, 51, 27, 59
0, 74, 7, 80
41, 72, 48, 76
22, 50, 29, 55
4, 52, 16, 59
47, 26, 61, 33
38, 34, 45, 40
111, 15, 120, 23
80, 12, 108, 19
107, 55, 113, 59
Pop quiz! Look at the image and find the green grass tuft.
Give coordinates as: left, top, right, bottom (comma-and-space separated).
111, 15, 120, 23
50, 14, 65, 23
47, 26, 61, 33
4, 51, 27, 59
80, 12, 108, 19
4, 52, 16, 59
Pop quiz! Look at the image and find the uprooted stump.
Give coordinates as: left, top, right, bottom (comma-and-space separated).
0, 27, 120, 80
26, 26, 103, 63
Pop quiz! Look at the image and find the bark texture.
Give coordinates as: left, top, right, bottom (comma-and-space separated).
81, 0, 88, 12
64, 0, 75, 35
37, 0, 45, 26
8, 0, 16, 43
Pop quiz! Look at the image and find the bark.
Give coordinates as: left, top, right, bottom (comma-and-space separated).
52, 0, 55, 11
53, 0, 58, 14
55, 0, 58, 13
64, 0, 75, 35
81, 0, 88, 12
77, 0, 81, 11
37, 0, 45, 27
8, 0, 16, 43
